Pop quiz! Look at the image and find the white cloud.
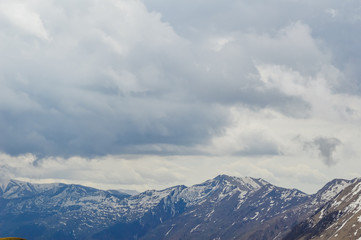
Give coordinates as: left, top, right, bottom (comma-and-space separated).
325, 8, 338, 18
257, 63, 361, 123
0, 151, 352, 194
207, 36, 235, 52
0, 0, 50, 40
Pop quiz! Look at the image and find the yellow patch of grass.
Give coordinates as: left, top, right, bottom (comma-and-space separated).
0, 238, 26, 240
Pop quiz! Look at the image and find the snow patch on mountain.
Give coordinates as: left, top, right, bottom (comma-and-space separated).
178, 175, 268, 206
314, 178, 358, 205
1, 175, 358, 240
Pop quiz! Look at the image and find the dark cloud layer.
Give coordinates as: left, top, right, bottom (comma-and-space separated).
312, 137, 342, 166
0, 0, 360, 157
144, 0, 361, 92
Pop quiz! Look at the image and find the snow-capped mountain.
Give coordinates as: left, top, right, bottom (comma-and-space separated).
178, 175, 268, 205
0, 175, 357, 240
134, 175, 311, 240
0, 180, 131, 239
285, 178, 361, 240
0, 179, 64, 199
311, 178, 358, 206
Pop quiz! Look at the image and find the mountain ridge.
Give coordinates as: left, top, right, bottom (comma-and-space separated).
0, 175, 359, 240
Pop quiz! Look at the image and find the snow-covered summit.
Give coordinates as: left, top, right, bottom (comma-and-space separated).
213, 174, 269, 189
312, 178, 358, 205
0, 179, 66, 199
177, 175, 268, 205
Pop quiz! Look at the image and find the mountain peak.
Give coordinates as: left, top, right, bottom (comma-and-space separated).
314, 177, 358, 205
214, 174, 235, 181
0, 179, 10, 192
212, 174, 269, 190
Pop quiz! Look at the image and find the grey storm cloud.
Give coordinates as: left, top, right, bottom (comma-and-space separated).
312, 137, 342, 166
0, 0, 360, 157
144, 0, 361, 92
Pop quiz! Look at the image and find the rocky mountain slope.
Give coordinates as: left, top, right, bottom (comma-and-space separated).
0, 180, 131, 239
285, 178, 361, 240
0, 176, 357, 240
127, 175, 310, 240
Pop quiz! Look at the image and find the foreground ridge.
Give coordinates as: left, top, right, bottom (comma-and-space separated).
285, 178, 361, 240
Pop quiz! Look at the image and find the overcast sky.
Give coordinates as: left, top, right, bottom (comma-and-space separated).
1, 0, 361, 193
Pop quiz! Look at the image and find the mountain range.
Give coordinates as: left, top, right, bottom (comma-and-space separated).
0, 175, 360, 240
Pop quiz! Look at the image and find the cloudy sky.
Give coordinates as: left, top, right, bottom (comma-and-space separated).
1, 0, 361, 193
